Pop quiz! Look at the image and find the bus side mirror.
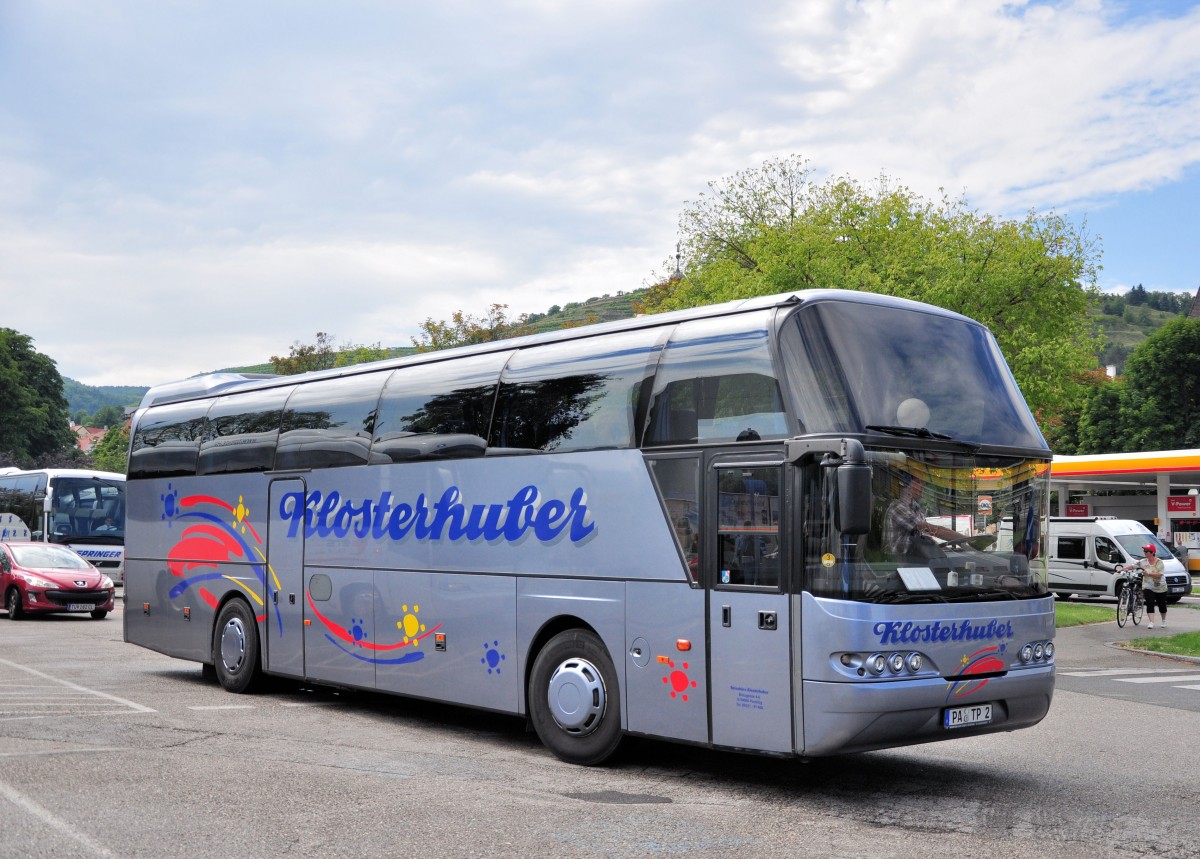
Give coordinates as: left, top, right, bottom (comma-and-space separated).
837, 461, 873, 535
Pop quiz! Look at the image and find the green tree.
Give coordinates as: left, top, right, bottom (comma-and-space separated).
1118, 317, 1200, 451
270, 334, 388, 376
0, 329, 75, 463
90, 404, 127, 428
270, 332, 338, 375
639, 156, 1103, 429
90, 423, 131, 473
412, 304, 534, 352
1073, 379, 1126, 454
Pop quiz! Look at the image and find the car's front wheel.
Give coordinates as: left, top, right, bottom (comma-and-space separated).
5, 588, 23, 620
90, 609, 108, 620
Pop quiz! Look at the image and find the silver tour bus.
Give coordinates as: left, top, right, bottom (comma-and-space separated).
123, 290, 1054, 765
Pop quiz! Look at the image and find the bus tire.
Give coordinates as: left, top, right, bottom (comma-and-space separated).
213, 599, 262, 694
528, 629, 622, 766
5, 588, 23, 620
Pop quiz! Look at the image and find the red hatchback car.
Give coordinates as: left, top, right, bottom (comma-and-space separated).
1, 541, 116, 620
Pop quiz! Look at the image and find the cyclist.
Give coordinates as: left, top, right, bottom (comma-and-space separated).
1137, 544, 1168, 629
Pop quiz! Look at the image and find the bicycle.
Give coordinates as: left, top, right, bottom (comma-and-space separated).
1116, 568, 1144, 628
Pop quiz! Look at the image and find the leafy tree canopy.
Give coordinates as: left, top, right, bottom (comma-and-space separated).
1119, 317, 1200, 451
412, 304, 534, 352
638, 156, 1103, 429
90, 423, 131, 474
0, 328, 75, 464
270, 332, 389, 375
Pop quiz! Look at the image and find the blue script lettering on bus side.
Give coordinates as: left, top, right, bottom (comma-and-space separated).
278, 485, 596, 544
872, 619, 1014, 645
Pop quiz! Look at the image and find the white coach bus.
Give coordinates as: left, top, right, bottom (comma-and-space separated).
0, 467, 126, 582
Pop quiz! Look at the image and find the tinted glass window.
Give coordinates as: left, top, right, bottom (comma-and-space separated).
129, 402, 208, 479
778, 299, 1046, 448
276, 374, 388, 470
198, 387, 292, 475
1056, 536, 1086, 560
490, 331, 662, 453
647, 456, 701, 584
372, 352, 507, 462
643, 313, 788, 447
717, 466, 781, 588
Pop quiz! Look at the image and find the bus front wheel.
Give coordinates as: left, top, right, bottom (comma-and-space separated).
213, 599, 262, 694
528, 629, 622, 766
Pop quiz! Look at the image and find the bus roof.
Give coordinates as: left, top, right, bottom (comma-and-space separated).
136, 289, 979, 410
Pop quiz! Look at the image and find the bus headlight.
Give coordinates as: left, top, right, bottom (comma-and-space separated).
1019, 644, 1034, 664
906, 652, 923, 673
1033, 643, 1045, 661
1043, 641, 1054, 661
887, 653, 906, 674
867, 653, 887, 675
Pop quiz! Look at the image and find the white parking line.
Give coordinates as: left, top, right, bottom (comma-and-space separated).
0, 777, 117, 857
1117, 674, 1200, 684
1057, 668, 1193, 677
0, 658, 156, 714
187, 705, 255, 711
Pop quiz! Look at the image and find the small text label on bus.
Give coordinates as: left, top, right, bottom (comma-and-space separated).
873, 619, 1014, 645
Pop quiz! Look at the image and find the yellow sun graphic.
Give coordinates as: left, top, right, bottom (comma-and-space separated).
233, 496, 250, 533
397, 604, 426, 646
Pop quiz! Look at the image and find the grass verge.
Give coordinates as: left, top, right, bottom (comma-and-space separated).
1120, 630, 1200, 657
1054, 601, 1114, 627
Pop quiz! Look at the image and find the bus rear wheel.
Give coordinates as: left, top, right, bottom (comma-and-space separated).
529, 629, 622, 766
213, 599, 262, 694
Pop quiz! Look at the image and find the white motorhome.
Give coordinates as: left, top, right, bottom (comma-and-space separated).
1048, 517, 1190, 603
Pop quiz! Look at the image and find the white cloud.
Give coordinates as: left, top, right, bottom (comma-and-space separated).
2, 0, 1199, 387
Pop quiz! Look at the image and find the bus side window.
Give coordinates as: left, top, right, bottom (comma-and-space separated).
647, 455, 701, 584
488, 329, 662, 454
276, 375, 385, 471
198, 387, 292, 475
129, 402, 207, 479
643, 314, 789, 447
373, 352, 507, 462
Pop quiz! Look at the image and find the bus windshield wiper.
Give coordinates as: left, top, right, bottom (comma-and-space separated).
866, 424, 953, 440
865, 424, 980, 451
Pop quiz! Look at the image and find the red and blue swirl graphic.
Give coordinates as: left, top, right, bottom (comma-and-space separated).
946, 644, 1007, 700
163, 486, 281, 634
163, 485, 445, 666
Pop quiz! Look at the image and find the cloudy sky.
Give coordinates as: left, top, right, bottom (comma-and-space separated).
2, 0, 1199, 387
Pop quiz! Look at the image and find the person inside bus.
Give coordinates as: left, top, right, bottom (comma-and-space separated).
884, 473, 962, 562
94, 516, 118, 532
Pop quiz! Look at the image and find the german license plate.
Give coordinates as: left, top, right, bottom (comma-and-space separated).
66, 603, 92, 612
1169, 585, 1186, 594
944, 704, 992, 729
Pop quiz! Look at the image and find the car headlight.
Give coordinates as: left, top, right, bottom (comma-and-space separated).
99, 575, 114, 590
18, 573, 56, 589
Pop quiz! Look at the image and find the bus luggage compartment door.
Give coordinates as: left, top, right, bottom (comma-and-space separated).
708, 591, 793, 753
266, 478, 306, 679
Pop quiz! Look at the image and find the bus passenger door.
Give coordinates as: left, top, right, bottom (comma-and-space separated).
266, 478, 306, 679
708, 462, 794, 754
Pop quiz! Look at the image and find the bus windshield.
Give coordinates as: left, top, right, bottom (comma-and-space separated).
47, 476, 126, 544
804, 449, 1048, 603
779, 298, 1046, 449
